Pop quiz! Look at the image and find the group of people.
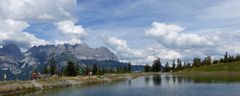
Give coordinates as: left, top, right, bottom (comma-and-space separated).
2, 72, 39, 82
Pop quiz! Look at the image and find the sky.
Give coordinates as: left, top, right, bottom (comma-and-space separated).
0, 0, 240, 65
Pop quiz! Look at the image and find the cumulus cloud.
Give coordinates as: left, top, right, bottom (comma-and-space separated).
0, 0, 76, 22
54, 20, 86, 45
0, 19, 49, 49
101, 36, 128, 50
55, 20, 86, 40
143, 21, 238, 64
0, 0, 82, 49
146, 45, 181, 60
101, 36, 149, 64
101, 36, 183, 65
145, 22, 217, 48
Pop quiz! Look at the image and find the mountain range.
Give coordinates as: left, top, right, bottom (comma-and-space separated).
0, 43, 143, 80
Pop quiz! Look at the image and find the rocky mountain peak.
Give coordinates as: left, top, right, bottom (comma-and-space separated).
0, 44, 23, 59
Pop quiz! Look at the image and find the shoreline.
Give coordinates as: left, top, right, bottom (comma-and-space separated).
174, 71, 240, 77
0, 72, 159, 95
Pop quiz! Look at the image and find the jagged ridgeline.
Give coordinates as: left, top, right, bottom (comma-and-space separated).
0, 43, 129, 80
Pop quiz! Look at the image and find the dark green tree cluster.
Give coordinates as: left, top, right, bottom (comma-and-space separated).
144, 58, 190, 72
202, 56, 212, 66
144, 58, 162, 72
163, 62, 171, 72
213, 52, 240, 64
192, 57, 201, 67
191, 56, 212, 68
43, 64, 49, 74
49, 57, 56, 76
170, 52, 240, 72
144, 64, 151, 72
128, 62, 132, 72
83, 63, 131, 75
65, 61, 78, 76
152, 58, 161, 72
168, 58, 191, 72
92, 64, 97, 75
176, 58, 182, 70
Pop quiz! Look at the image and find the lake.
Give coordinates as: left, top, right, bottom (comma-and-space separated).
20, 73, 240, 96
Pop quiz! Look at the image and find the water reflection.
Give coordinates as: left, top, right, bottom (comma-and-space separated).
152, 75, 161, 85
18, 74, 240, 96
144, 76, 150, 85
128, 80, 131, 86
144, 73, 240, 86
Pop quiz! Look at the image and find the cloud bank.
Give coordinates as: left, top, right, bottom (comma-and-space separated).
145, 22, 218, 48
0, 0, 85, 49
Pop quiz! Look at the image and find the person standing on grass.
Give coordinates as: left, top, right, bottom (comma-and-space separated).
3, 74, 7, 82
32, 72, 37, 83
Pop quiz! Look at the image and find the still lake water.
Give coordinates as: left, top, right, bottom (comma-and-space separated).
22, 74, 240, 96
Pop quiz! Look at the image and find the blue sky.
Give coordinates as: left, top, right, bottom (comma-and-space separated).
0, 0, 240, 65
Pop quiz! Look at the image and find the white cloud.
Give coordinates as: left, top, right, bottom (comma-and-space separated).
102, 36, 128, 50
101, 36, 182, 65
146, 45, 181, 60
145, 22, 217, 48
55, 20, 86, 39
0, 19, 49, 49
0, 0, 80, 49
0, 0, 76, 22
55, 20, 86, 45
200, 0, 240, 20
101, 36, 148, 64
54, 38, 82, 45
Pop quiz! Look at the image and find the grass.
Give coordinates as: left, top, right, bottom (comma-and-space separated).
185, 61, 240, 72
173, 61, 240, 83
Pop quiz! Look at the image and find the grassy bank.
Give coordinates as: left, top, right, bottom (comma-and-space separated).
173, 61, 240, 79
0, 72, 159, 95
185, 61, 240, 72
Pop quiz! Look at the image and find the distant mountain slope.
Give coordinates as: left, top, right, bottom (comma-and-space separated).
0, 43, 122, 80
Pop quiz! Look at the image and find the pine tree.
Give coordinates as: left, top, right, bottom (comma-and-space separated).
236, 54, 240, 61
228, 55, 234, 62
85, 66, 90, 75
193, 57, 201, 67
202, 56, 212, 65
164, 61, 170, 72
183, 62, 187, 69
65, 61, 78, 76
172, 59, 176, 71
128, 62, 132, 72
213, 60, 219, 64
49, 57, 56, 76
177, 58, 182, 70
110, 67, 113, 73
224, 52, 228, 63
101, 67, 105, 75
43, 64, 48, 74
152, 58, 161, 72
144, 64, 151, 72
187, 62, 191, 68
206, 56, 212, 65
76, 64, 80, 75
92, 64, 98, 75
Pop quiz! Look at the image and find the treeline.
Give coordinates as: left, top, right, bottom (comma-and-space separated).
144, 52, 240, 72
42, 59, 132, 77
144, 58, 191, 72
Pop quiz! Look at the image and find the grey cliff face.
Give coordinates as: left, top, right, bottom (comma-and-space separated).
0, 43, 119, 76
